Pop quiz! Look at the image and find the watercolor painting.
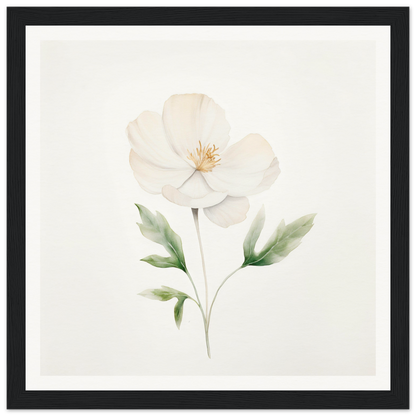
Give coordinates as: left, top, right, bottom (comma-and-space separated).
126, 94, 316, 357
37, 35, 379, 378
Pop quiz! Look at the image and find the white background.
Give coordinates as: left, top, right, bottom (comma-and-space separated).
37, 30, 380, 379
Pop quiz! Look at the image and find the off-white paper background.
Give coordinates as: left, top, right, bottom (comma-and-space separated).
27, 26, 390, 390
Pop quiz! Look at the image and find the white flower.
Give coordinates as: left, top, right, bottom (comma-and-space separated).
126, 94, 280, 228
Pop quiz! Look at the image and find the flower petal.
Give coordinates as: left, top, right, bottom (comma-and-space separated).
245, 157, 281, 196
202, 134, 277, 197
130, 150, 193, 194
162, 94, 230, 160
204, 197, 250, 228
126, 111, 189, 169
162, 172, 227, 208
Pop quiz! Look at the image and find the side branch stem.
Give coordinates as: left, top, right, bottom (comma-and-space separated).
207, 267, 242, 330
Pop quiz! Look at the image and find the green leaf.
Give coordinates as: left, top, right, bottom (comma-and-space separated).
139, 286, 190, 329
243, 205, 265, 263
173, 297, 187, 329
141, 255, 181, 269
135, 204, 187, 272
242, 208, 316, 267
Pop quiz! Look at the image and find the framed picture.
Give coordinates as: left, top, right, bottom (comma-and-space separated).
7, 7, 409, 409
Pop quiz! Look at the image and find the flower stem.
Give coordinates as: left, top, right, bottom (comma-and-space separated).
185, 270, 211, 358
185, 270, 203, 307
204, 327, 211, 358
207, 267, 242, 330
191, 208, 209, 315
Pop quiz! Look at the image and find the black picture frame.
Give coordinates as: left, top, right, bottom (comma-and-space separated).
7, 7, 409, 409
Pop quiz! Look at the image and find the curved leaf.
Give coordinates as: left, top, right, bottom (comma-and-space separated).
243, 205, 265, 263
136, 204, 187, 272
141, 254, 182, 269
173, 297, 187, 329
243, 208, 316, 267
139, 286, 190, 329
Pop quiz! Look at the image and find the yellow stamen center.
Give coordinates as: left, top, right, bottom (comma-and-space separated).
187, 141, 221, 173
